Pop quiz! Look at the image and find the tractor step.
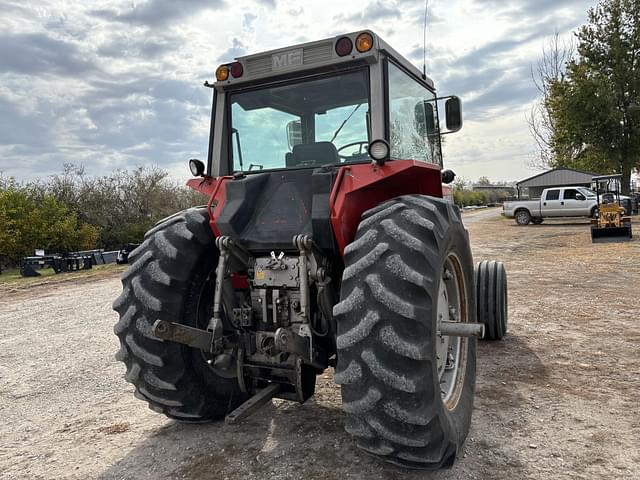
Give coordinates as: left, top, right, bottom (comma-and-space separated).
225, 383, 282, 425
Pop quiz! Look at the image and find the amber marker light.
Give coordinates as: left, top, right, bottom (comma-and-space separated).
216, 65, 230, 81
355, 32, 374, 53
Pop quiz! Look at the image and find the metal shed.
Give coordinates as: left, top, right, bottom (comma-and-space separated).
516, 168, 600, 199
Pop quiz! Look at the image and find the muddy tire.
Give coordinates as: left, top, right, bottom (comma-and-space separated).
334, 195, 476, 469
475, 260, 508, 341
514, 209, 531, 225
113, 208, 246, 420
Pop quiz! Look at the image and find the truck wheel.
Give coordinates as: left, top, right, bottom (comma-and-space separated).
531, 218, 543, 225
514, 210, 531, 225
475, 261, 508, 340
113, 208, 246, 420
334, 195, 476, 469
590, 206, 598, 218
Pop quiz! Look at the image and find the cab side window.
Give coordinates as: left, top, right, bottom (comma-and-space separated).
563, 189, 578, 200
387, 62, 441, 165
546, 189, 560, 201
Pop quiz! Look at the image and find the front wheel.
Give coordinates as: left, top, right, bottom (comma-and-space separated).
334, 195, 476, 469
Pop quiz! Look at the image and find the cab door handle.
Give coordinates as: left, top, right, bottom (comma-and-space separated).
561, 201, 565, 205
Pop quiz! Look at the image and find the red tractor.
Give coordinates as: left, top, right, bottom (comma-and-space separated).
113, 31, 508, 469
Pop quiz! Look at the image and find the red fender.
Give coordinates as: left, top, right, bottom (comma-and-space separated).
187, 176, 232, 237
329, 160, 443, 255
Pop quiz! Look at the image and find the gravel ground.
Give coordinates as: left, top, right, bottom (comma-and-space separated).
1, 209, 639, 480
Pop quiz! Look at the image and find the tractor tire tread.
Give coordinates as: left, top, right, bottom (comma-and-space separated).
476, 260, 508, 340
335, 195, 473, 469
113, 207, 243, 420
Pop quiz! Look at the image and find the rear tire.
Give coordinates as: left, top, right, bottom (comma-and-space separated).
113, 208, 246, 420
334, 195, 476, 469
514, 210, 531, 225
475, 261, 508, 340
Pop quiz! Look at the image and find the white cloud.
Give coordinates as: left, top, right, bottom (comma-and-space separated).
0, 0, 598, 183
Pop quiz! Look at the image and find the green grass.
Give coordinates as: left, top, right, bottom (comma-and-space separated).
0, 263, 127, 291
0, 267, 58, 283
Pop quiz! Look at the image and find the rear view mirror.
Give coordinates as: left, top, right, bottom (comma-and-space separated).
445, 96, 462, 132
286, 120, 303, 150
414, 101, 436, 137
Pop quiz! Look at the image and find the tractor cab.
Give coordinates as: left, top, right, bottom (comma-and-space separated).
197, 31, 462, 178
188, 31, 462, 255
591, 174, 633, 242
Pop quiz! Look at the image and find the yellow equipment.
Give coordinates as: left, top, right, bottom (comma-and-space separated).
590, 174, 633, 242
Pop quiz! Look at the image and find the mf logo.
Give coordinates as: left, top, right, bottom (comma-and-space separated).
272, 49, 303, 70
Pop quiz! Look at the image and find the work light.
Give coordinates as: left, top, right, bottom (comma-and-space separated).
368, 139, 389, 164
189, 159, 205, 177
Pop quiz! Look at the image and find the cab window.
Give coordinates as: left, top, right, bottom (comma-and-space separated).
387, 62, 441, 165
228, 69, 370, 172
563, 189, 579, 200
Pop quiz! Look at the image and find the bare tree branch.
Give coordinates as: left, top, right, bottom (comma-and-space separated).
527, 32, 575, 169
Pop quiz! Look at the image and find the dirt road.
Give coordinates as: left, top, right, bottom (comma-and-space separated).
1, 212, 638, 480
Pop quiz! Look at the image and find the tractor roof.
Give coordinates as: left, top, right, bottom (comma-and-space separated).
592, 174, 623, 181
213, 30, 434, 89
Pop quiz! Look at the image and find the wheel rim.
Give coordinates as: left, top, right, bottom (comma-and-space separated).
516, 212, 528, 224
436, 254, 468, 411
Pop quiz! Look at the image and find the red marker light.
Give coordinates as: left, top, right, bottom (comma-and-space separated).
335, 37, 353, 57
230, 62, 244, 78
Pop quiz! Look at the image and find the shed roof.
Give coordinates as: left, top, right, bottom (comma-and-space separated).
472, 184, 517, 191
517, 168, 601, 188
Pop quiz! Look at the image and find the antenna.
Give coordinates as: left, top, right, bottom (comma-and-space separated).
422, 0, 429, 79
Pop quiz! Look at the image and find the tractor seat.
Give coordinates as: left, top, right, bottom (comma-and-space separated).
285, 142, 339, 168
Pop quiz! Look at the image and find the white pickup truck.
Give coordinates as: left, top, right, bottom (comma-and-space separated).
502, 186, 599, 225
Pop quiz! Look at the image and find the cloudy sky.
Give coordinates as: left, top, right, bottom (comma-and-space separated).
0, 0, 597, 183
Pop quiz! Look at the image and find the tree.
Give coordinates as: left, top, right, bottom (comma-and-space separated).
1, 165, 204, 266
527, 33, 576, 168
0, 187, 98, 263
40, 165, 203, 249
545, 0, 640, 192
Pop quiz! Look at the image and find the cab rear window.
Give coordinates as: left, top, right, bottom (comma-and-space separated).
546, 190, 560, 200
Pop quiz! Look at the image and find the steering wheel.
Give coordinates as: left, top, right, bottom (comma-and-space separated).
337, 141, 369, 161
